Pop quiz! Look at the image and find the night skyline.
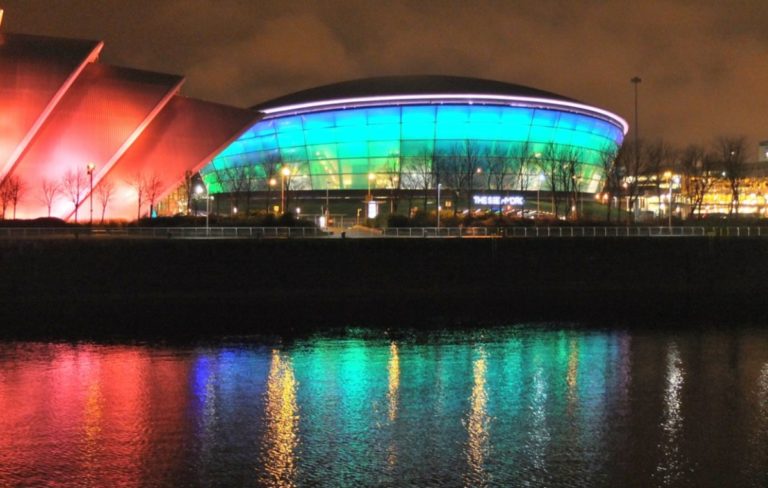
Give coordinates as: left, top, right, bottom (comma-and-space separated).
2, 0, 766, 151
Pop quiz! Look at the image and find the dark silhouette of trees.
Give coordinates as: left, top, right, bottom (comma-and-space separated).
598, 144, 622, 222
95, 180, 115, 224
144, 173, 163, 218
644, 139, 675, 222
401, 148, 434, 212
261, 153, 282, 213
63, 169, 87, 223
715, 136, 748, 216
39, 179, 61, 218
678, 145, 711, 219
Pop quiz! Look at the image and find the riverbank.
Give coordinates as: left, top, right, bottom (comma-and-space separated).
0, 237, 766, 339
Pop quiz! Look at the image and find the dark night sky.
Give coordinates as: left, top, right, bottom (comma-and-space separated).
3, 0, 766, 151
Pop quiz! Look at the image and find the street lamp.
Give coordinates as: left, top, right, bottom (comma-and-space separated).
325, 179, 331, 222
668, 173, 680, 227
86, 163, 95, 225
537, 173, 545, 218
437, 183, 442, 229
281, 166, 291, 214
269, 177, 277, 213
367, 172, 375, 201
194, 184, 210, 234
631, 76, 642, 222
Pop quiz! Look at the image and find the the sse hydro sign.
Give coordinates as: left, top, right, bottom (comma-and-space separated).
473, 195, 525, 206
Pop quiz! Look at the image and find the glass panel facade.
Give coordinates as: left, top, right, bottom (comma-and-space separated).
202, 104, 624, 192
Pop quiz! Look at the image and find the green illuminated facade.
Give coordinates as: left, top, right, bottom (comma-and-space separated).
201, 76, 627, 202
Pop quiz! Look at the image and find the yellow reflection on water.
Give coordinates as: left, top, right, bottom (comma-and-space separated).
465, 349, 489, 486
261, 350, 299, 488
388, 342, 400, 423
566, 338, 579, 413
387, 342, 400, 468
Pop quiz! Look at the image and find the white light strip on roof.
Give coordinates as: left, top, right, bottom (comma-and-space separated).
259, 94, 629, 134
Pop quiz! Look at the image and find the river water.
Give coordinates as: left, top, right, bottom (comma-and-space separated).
1, 326, 768, 487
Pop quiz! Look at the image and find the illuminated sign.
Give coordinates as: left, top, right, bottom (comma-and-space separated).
472, 195, 525, 206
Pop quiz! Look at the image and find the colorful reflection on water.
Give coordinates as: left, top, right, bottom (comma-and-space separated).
1, 327, 768, 486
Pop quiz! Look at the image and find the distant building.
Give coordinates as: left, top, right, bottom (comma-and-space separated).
759, 140, 768, 163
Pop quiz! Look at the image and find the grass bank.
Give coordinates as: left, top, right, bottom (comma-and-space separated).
0, 237, 765, 339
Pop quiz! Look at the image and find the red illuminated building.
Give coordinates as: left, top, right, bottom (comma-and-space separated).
0, 14, 258, 221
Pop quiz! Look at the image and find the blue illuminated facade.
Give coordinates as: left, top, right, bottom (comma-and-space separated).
201, 76, 627, 197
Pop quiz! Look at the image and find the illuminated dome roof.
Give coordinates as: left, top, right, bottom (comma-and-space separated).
253, 75, 578, 112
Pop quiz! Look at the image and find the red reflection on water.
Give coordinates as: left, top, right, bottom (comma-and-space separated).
0, 345, 189, 486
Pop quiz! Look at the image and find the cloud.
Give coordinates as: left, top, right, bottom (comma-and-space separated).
3, 0, 766, 147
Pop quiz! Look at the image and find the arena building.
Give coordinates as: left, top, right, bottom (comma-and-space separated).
201, 75, 627, 217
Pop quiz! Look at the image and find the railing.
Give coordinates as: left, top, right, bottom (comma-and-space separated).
382, 226, 768, 238
0, 226, 330, 239
0, 225, 767, 239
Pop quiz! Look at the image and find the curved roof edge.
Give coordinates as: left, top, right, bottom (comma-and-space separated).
253, 75, 576, 110
253, 75, 628, 135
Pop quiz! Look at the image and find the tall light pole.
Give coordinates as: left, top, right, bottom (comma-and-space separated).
269, 177, 277, 213
86, 163, 95, 225
325, 179, 330, 220
668, 174, 680, 227
195, 184, 210, 234
537, 173, 545, 218
281, 166, 290, 214
631, 76, 642, 222
437, 183, 442, 229
368, 172, 375, 201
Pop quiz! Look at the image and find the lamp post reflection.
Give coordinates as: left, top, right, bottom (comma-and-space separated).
465, 348, 489, 487
260, 350, 299, 488
387, 342, 400, 468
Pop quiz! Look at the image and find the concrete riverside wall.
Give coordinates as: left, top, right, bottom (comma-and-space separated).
0, 237, 766, 339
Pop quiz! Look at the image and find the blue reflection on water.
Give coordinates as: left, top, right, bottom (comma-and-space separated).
4, 327, 768, 487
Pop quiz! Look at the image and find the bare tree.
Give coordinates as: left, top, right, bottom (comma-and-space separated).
6, 176, 24, 219
224, 165, 249, 215
442, 141, 484, 213
401, 148, 434, 211
39, 179, 60, 217
715, 136, 748, 216
510, 141, 535, 192
144, 173, 163, 218
95, 180, 115, 224
559, 147, 584, 219
484, 148, 513, 191
598, 144, 623, 222
0, 179, 13, 219
63, 169, 87, 223
678, 145, 710, 219
179, 170, 194, 215
619, 139, 644, 223
643, 139, 676, 222
261, 152, 282, 213
536, 143, 568, 218
129, 173, 147, 221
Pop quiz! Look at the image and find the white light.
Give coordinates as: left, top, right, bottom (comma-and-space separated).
367, 201, 378, 219
259, 93, 629, 134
